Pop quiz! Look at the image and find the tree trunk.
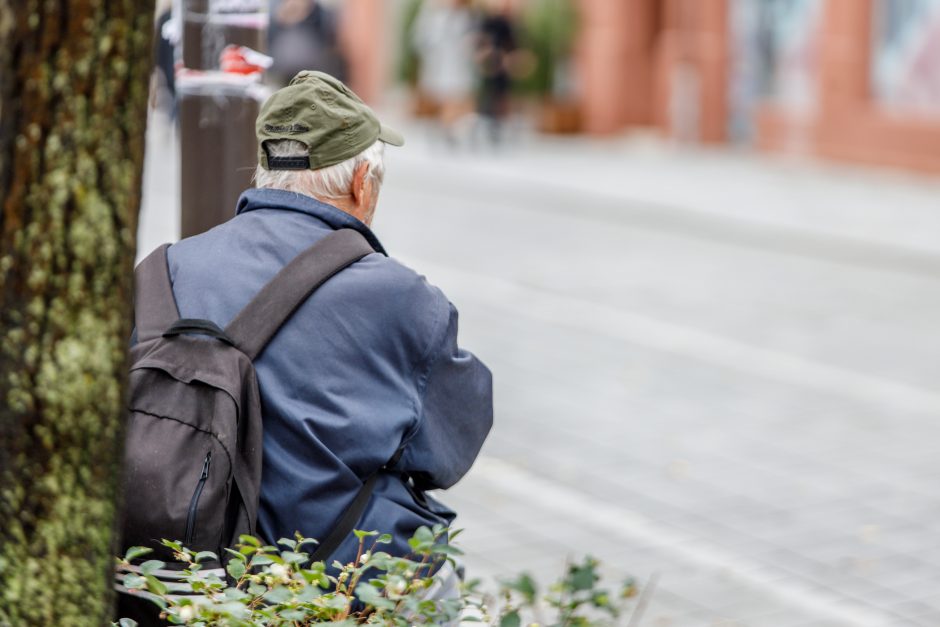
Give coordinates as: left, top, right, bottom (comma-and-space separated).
0, 2, 154, 624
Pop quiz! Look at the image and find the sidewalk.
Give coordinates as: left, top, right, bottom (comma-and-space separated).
383, 116, 940, 261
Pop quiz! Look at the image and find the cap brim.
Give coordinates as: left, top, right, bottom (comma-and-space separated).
378, 123, 405, 147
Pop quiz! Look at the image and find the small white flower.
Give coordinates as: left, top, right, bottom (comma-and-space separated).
359, 551, 371, 564
269, 563, 289, 579
179, 605, 196, 621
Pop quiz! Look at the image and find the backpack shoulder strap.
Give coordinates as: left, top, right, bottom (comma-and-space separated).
225, 229, 375, 360
308, 472, 379, 563
135, 244, 180, 342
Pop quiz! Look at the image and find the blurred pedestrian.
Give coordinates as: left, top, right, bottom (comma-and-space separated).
268, 0, 347, 85
475, 0, 519, 145
411, 0, 478, 145
152, 0, 177, 119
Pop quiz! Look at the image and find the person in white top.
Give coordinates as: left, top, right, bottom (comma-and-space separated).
411, 0, 478, 143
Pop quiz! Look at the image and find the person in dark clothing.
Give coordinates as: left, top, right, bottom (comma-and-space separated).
475, 0, 518, 144
268, 0, 348, 85
153, 7, 177, 117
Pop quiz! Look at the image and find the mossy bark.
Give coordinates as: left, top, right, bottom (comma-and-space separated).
0, 2, 154, 625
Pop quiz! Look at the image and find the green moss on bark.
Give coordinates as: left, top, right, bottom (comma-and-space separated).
0, 2, 154, 625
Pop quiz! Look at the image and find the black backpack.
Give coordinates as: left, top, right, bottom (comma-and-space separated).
115, 229, 374, 624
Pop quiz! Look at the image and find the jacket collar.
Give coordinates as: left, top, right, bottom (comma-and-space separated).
236, 188, 388, 256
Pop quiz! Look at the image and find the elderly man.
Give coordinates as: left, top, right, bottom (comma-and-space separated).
164, 72, 493, 570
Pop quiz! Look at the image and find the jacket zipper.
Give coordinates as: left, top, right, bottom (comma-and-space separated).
184, 451, 211, 546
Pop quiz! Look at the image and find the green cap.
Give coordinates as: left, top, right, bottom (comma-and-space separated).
256, 71, 404, 171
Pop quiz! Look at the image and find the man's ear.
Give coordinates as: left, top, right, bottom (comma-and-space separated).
351, 162, 370, 204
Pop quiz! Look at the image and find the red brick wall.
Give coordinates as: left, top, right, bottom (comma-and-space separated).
577, 0, 728, 141
758, 0, 940, 173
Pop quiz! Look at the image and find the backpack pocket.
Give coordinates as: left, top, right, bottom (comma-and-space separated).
185, 451, 212, 546
122, 366, 236, 559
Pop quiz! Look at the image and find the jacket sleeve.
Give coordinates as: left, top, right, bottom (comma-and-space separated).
396, 301, 493, 490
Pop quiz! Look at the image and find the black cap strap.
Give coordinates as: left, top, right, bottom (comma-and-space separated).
267, 155, 310, 170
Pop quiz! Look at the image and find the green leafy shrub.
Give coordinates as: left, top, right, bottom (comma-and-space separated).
396, 0, 426, 86
518, 0, 579, 98
115, 525, 640, 626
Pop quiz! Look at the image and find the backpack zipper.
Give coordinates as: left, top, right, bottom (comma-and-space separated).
184, 451, 211, 546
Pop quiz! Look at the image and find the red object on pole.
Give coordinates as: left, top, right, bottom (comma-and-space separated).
176, 1, 271, 239
220, 45, 271, 75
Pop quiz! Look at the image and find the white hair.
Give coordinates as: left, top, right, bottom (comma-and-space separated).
254, 139, 386, 199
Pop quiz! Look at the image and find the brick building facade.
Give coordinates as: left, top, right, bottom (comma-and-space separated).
576, 0, 940, 173
345, 0, 939, 174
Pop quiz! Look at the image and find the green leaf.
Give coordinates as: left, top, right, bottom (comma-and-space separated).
277, 537, 297, 550
148, 597, 168, 611
414, 526, 434, 543
353, 529, 379, 540
567, 560, 598, 592
223, 587, 252, 601
281, 550, 306, 564
144, 575, 167, 596
139, 560, 165, 576
296, 584, 324, 602
365, 553, 391, 571
160, 540, 183, 553
322, 593, 350, 610
302, 569, 331, 589
238, 534, 261, 547
226, 559, 246, 580
121, 574, 146, 590
264, 585, 292, 604
118, 619, 138, 627
194, 551, 217, 563
499, 610, 521, 627
504, 572, 538, 604
213, 600, 252, 619
592, 591, 610, 607
355, 582, 396, 610
408, 525, 437, 553
123, 546, 152, 562
376, 533, 393, 544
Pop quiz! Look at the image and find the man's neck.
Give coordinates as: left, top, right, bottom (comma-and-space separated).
317, 194, 371, 227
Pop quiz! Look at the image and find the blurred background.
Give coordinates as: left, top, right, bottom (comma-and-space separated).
141, 1, 940, 625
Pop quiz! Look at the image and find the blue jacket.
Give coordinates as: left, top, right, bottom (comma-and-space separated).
165, 188, 493, 564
